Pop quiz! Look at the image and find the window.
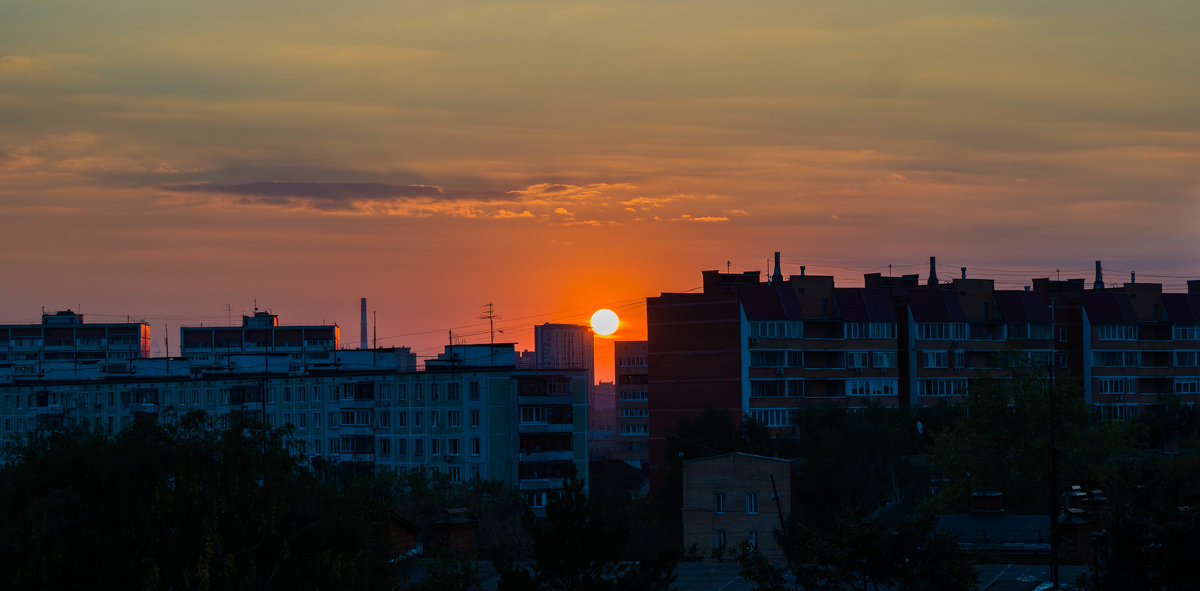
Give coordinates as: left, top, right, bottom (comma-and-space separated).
714, 529, 726, 549
430, 410, 440, 428
329, 411, 340, 427
846, 351, 868, 369
845, 322, 896, 339
521, 407, 548, 423
379, 411, 390, 428
414, 383, 423, 402
746, 493, 758, 515
1097, 324, 1138, 341
751, 409, 795, 427
1058, 328, 1070, 343
1097, 378, 1131, 395
1093, 351, 1139, 367
448, 438, 460, 456
470, 409, 480, 428
1174, 325, 1200, 341
469, 381, 480, 401
619, 407, 649, 418
750, 380, 787, 397
397, 411, 407, 428
922, 350, 949, 368
620, 424, 649, 435
1176, 378, 1200, 394
470, 437, 481, 456
449, 466, 462, 483
429, 383, 439, 402
414, 439, 424, 456
524, 492, 548, 508
297, 413, 307, 429
750, 350, 786, 367
414, 411, 423, 428
746, 530, 758, 550
872, 351, 896, 369
378, 438, 391, 457
919, 379, 970, 396
313, 412, 321, 428
329, 438, 340, 454
313, 439, 321, 454
429, 438, 440, 456
918, 323, 967, 340
1175, 351, 1200, 367
715, 492, 726, 514
447, 382, 461, 401
397, 383, 407, 403
397, 438, 407, 456
619, 391, 649, 401
751, 321, 803, 339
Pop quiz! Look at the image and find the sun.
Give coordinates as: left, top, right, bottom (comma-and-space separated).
590, 309, 619, 336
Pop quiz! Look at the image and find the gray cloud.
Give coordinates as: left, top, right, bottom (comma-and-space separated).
165, 181, 446, 211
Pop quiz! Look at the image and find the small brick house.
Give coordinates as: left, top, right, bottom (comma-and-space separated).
681, 452, 796, 562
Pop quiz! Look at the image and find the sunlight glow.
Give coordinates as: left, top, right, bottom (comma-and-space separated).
590, 308, 619, 336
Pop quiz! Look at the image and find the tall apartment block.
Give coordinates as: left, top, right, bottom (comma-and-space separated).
533, 323, 595, 388
646, 255, 1200, 489
614, 340, 648, 467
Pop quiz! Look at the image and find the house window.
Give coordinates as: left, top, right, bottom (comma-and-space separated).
414, 411, 423, 427
414, 439, 424, 456
449, 466, 462, 483
430, 410, 440, 428
746, 530, 758, 550
922, 350, 949, 368
871, 351, 896, 369
846, 351, 869, 369
397, 383, 407, 403
429, 383, 439, 402
715, 492, 726, 514
469, 381, 481, 401
430, 438, 440, 456
714, 529, 726, 549
470, 409, 481, 428
378, 411, 390, 428
471, 437, 481, 456
396, 438, 407, 456
397, 411, 406, 428
447, 382, 461, 401
313, 412, 321, 428
448, 410, 461, 427
448, 438, 460, 456
746, 492, 758, 515
378, 438, 391, 457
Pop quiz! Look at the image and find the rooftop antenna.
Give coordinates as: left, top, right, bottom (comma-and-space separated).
481, 302, 501, 347
888, 264, 893, 277
373, 310, 377, 348
225, 304, 232, 326
1056, 269, 1061, 281
726, 260, 731, 273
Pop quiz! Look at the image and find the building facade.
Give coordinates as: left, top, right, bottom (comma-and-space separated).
681, 452, 796, 563
614, 340, 649, 467
647, 256, 1200, 489
0, 310, 150, 375
0, 340, 588, 512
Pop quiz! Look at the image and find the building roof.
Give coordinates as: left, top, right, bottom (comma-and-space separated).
834, 288, 897, 322
1082, 291, 1138, 324
681, 451, 794, 465
995, 290, 1053, 323
907, 288, 967, 322
739, 284, 804, 321
1163, 293, 1200, 324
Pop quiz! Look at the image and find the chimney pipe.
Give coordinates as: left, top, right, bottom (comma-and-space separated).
961, 267, 967, 280
1094, 261, 1104, 290
772, 252, 783, 284
800, 266, 806, 277
927, 256, 938, 286
1131, 272, 1136, 284
360, 298, 368, 349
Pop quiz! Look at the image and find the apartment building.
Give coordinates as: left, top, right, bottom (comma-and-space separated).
0, 341, 588, 512
0, 310, 150, 375
614, 340, 648, 467
646, 255, 1200, 489
179, 311, 340, 368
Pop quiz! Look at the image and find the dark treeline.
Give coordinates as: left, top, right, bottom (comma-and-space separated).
0, 411, 679, 591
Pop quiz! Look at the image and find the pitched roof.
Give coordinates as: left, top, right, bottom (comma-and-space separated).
834, 287, 897, 322
1082, 291, 1138, 324
907, 288, 967, 322
995, 290, 1053, 323
739, 283, 804, 321
1163, 293, 1200, 324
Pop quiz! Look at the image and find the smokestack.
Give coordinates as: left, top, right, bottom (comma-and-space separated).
360, 298, 368, 349
1131, 272, 1136, 284
771, 252, 783, 284
927, 256, 938, 286
800, 266, 806, 277
961, 267, 967, 280
1094, 261, 1104, 290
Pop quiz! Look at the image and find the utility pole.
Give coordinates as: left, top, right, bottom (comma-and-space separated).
1048, 300, 1059, 589
481, 303, 500, 365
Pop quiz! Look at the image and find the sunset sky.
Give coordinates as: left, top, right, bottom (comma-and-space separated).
2, 1, 1198, 381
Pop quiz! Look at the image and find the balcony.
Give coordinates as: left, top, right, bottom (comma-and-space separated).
129, 403, 159, 415
518, 395, 573, 406
518, 450, 575, 463
519, 478, 566, 491
518, 422, 575, 434
339, 424, 374, 437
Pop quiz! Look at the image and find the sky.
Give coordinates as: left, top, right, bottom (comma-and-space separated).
2, 1, 1198, 381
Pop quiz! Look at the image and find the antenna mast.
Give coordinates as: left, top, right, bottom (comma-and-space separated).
481, 303, 501, 347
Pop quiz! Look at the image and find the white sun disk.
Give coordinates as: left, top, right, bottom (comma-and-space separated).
590, 309, 619, 336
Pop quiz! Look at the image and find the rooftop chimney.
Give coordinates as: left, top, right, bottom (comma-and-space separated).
927, 256, 938, 286
360, 298, 368, 349
771, 252, 783, 284
1130, 272, 1136, 284
961, 267, 967, 280
1094, 261, 1104, 290
800, 266, 806, 276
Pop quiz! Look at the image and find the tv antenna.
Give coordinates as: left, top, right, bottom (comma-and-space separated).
481, 302, 501, 346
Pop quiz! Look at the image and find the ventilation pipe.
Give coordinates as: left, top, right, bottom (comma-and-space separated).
360, 298, 368, 349
771, 252, 783, 284
800, 266, 806, 277
927, 256, 939, 286
1094, 261, 1104, 290
961, 267, 967, 280
1131, 272, 1136, 284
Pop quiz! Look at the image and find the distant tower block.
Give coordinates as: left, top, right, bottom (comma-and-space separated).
360, 298, 368, 349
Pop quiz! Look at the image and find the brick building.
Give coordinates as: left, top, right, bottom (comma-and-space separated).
681, 452, 796, 562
